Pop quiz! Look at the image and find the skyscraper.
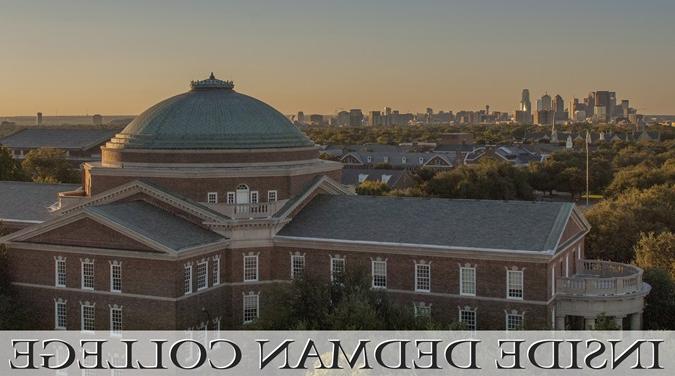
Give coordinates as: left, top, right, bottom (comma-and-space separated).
539, 93, 552, 111
520, 89, 532, 114
36, 112, 42, 126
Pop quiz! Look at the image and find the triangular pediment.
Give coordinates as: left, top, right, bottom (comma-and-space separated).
56, 180, 228, 223
19, 216, 161, 252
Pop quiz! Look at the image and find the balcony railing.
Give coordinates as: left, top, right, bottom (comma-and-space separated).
204, 200, 286, 220
557, 260, 644, 297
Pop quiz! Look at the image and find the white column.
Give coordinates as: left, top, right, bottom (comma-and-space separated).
555, 316, 566, 330
630, 313, 642, 330
613, 316, 624, 330
584, 317, 595, 330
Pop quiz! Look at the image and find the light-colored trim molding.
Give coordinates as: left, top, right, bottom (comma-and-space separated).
389, 288, 549, 306
12, 280, 290, 302
274, 236, 553, 262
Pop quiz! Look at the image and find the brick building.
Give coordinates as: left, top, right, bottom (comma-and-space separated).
0, 74, 649, 331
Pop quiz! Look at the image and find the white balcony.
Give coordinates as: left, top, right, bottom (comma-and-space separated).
557, 260, 644, 297
203, 200, 287, 220
555, 259, 651, 330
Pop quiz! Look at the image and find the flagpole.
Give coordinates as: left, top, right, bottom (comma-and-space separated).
585, 130, 590, 206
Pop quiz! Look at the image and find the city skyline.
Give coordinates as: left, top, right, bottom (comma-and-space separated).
1, 0, 675, 115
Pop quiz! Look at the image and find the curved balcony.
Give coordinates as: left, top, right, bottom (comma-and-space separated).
557, 260, 644, 297
555, 259, 651, 330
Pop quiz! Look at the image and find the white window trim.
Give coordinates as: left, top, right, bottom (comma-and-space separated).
207, 192, 218, 204
414, 262, 431, 292
506, 312, 525, 331
414, 302, 431, 318
250, 191, 259, 204
330, 255, 345, 282
55, 256, 66, 288
243, 254, 259, 282
80, 301, 95, 332
212, 255, 221, 286
267, 190, 278, 202
290, 253, 305, 279
371, 259, 387, 289
54, 298, 67, 330
226, 192, 235, 204
81, 258, 95, 290
242, 292, 260, 324
459, 266, 476, 296
196, 259, 209, 291
458, 307, 477, 331
506, 269, 524, 300
109, 304, 123, 334
184, 263, 193, 295
110, 261, 122, 293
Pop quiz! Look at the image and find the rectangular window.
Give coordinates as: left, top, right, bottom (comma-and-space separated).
243, 255, 258, 282
184, 264, 193, 295
291, 254, 305, 279
506, 313, 524, 331
414, 303, 431, 318
81, 259, 95, 290
226, 192, 235, 204
55, 300, 67, 329
372, 260, 387, 288
81, 304, 95, 331
507, 270, 523, 299
250, 191, 259, 204
267, 190, 278, 202
55, 258, 66, 287
242, 294, 259, 324
212, 257, 221, 286
459, 309, 476, 331
460, 267, 476, 296
110, 306, 123, 333
331, 257, 345, 282
196, 260, 208, 290
415, 263, 431, 292
110, 263, 122, 293
207, 192, 218, 204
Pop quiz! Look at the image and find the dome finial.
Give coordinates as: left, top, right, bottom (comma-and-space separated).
190, 73, 234, 90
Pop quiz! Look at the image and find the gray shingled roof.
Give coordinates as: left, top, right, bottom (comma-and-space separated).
0, 129, 116, 150
0, 181, 79, 222
86, 201, 225, 251
277, 195, 574, 252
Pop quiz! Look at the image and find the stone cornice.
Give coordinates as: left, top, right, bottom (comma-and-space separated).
273, 236, 553, 263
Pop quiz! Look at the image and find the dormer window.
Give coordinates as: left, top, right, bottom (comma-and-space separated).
418, 157, 424, 165
402, 156, 407, 164
367, 155, 373, 163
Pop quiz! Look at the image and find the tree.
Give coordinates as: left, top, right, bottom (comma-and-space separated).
0, 146, 26, 181
21, 148, 79, 183
355, 180, 391, 196
593, 313, 620, 330
252, 269, 443, 330
0, 244, 32, 329
642, 268, 675, 330
424, 160, 533, 200
585, 184, 675, 263
634, 232, 675, 278
606, 161, 674, 197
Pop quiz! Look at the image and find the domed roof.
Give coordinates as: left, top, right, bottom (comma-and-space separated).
111, 74, 313, 150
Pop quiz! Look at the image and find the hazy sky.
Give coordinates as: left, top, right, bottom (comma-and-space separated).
1, 0, 674, 116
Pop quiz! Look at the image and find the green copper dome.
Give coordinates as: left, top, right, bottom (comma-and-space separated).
111, 74, 313, 150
